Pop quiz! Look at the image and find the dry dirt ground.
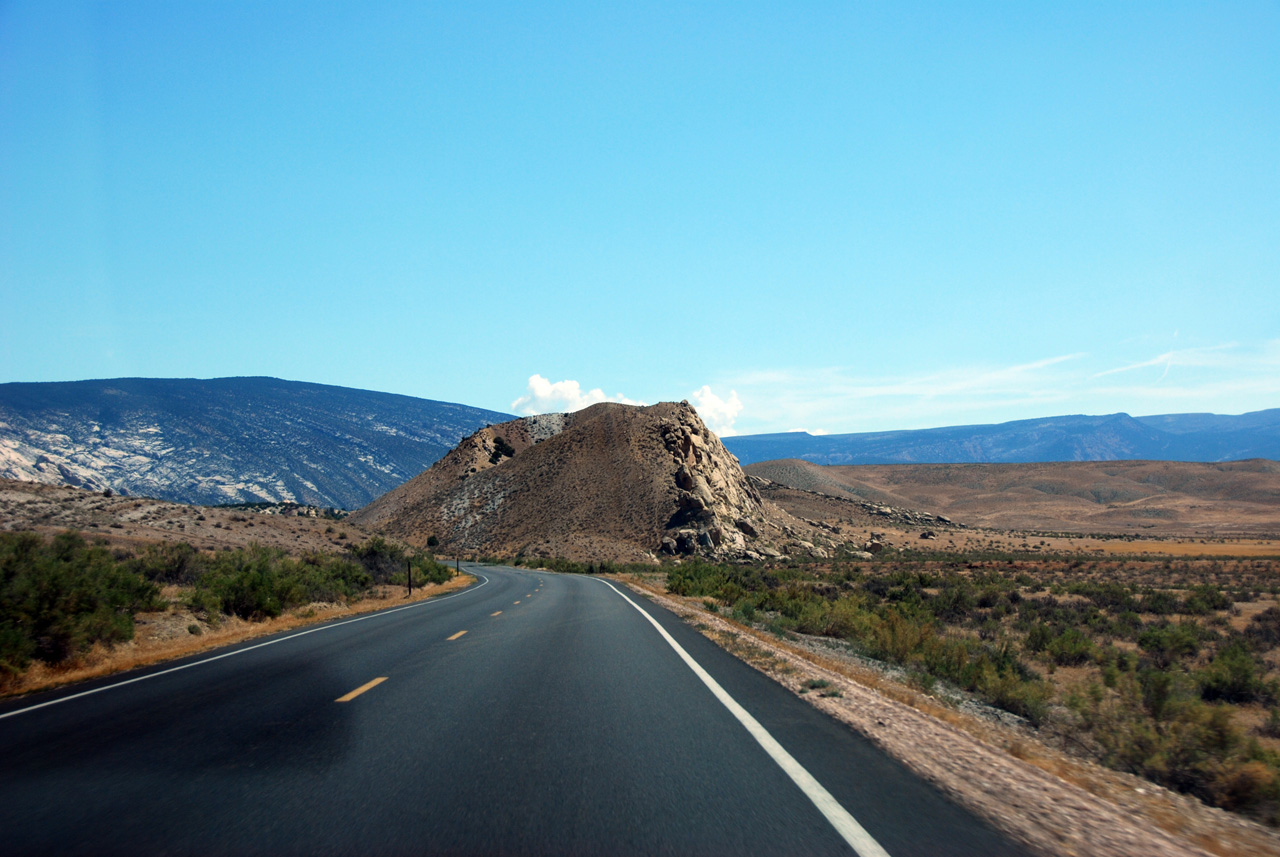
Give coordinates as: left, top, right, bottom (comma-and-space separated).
0, 478, 376, 555
747, 459, 1280, 539
617, 576, 1280, 857
752, 479, 1280, 561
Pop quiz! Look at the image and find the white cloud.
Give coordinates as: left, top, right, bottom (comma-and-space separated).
511, 375, 643, 415
690, 386, 743, 436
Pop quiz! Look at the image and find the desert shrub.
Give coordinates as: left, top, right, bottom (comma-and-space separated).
347, 536, 408, 583
1069, 581, 1138, 613
0, 531, 159, 677
929, 583, 976, 622
1198, 641, 1274, 704
1046, 627, 1095, 666
489, 436, 516, 464
189, 544, 376, 620
129, 541, 206, 585
1246, 607, 1280, 649
1072, 674, 1280, 818
1182, 584, 1232, 615
1141, 589, 1182, 615
1138, 622, 1202, 669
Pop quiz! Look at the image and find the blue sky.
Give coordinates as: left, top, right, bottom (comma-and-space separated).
3, 2, 1277, 436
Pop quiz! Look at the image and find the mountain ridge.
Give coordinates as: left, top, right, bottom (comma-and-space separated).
0, 377, 512, 508
723, 409, 1280, 466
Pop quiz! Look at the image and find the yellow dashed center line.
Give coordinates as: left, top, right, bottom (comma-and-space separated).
514, 600, 521, 605
447, 630, 467, 641
336, 677, 387, 702
490, 611, 502, 616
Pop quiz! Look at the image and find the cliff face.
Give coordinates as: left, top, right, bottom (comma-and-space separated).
350, 401, 820, 562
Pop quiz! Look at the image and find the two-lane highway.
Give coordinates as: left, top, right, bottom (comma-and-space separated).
0, 565, 1030, 855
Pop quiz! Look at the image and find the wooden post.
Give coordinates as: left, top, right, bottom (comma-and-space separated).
406, 557, 412, 597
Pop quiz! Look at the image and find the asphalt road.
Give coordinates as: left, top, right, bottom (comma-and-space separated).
0, 565, 1031, 856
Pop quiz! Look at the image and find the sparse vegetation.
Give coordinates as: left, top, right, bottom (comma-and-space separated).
656, 549, 1280, 825
0, 530, 455, 684
489, 436, 516, 464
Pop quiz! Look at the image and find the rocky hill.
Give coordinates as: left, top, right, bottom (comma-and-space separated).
724, 409, 1280, 466
351, 401, 842, 562
0, 377, 511, 508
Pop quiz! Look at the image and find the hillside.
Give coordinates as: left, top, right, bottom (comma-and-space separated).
724, 409, 1280, 466
0, 377, 511, 508
351, 401, 847, 562
746, 458, 1280, 537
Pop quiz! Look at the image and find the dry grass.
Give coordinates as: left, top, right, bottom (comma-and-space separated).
3, 575, 474, 699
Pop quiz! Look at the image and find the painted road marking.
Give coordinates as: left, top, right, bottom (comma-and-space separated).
597, 579, 891, 857
0, 572, 493, 722
447, 630, 467, 641
491, 611, 503, 616
514, 600, 521, 604
336, 677, 387, 702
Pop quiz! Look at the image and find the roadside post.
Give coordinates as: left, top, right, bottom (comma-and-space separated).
406, 557, 412, 598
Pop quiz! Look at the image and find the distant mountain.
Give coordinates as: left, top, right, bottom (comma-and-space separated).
0, 377, 513, 508
723, 410, 1280, 467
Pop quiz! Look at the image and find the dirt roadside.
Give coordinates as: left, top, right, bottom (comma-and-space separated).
616, 576, 1280, 857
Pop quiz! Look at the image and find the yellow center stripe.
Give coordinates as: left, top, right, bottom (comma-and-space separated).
490, 611, 502, 616
447, 630, 467, 640
336, 677, 387, 702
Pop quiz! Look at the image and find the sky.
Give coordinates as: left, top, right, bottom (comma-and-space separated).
2, 2, 1277, 437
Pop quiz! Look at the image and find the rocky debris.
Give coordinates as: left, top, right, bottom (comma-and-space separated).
749, 475, 965, 530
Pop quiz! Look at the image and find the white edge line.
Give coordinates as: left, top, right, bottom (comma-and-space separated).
596, 578, 891, 857
0, 571, 491, 721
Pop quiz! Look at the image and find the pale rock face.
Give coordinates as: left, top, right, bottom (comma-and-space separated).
656, 403, 771, 558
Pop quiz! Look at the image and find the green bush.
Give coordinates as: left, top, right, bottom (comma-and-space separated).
0, 531, 159, 677
189, 544, 376, 620
1139, 622, 1201, 669
1198, 641, 1273, 704
1045, 627, 1095, 665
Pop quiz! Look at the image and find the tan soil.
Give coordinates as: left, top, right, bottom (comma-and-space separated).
618, 577, 1280, 857
747, 459, 1280, 540
0, 478, 376, 554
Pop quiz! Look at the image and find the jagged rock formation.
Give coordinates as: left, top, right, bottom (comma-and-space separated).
350, 401, 830, 562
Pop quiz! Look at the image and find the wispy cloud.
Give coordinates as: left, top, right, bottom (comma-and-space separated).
511, 375, 644, 415
1093, 344, 1239, 379
721, 342, 1280, 434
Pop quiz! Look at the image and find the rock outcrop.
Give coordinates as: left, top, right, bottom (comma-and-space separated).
350, 401, 824, 562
